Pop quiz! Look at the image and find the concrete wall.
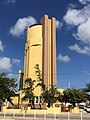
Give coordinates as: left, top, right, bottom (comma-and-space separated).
1, 106, 80, 114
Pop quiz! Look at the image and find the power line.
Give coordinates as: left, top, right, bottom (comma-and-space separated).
23, 72, 88, 76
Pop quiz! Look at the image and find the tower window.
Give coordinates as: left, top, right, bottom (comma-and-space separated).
31, 44, 41, 47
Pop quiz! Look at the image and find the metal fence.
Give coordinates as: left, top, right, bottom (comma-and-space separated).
0, 111, 90, 120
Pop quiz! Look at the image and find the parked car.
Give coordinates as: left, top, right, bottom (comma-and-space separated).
78, 103, 86, 109
84, 106, 87, 111
84, 106, 90, 113
78, 104, 85, 109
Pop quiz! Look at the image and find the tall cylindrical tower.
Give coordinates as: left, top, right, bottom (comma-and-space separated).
24, 24, 42, 96
23, 15, 56, 91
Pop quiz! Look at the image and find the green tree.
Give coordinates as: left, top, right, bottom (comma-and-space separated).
0, 73, 17, 106
34, 64, 46, 92
22, 78, 35, 107
58, 94, 64, 103
34, 64, 58, 108
59, 89, 87, 107
84, 83, 90, 92
83, 83, 90, 101
42, 87, 58, 107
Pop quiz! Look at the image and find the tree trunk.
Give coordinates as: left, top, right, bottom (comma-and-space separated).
7, 98, 14, 107
47, 102, 50, 108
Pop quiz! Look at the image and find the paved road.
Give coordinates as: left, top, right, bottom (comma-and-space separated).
0, 113, 90, 120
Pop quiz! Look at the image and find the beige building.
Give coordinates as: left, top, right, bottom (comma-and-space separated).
19, 15, 57, 104
2, 15, 80, 113
2, 15, 80, 114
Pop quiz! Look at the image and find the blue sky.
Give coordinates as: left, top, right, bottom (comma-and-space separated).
0, 0, 90, 89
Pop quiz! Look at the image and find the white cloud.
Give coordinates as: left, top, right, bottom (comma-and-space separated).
79, 0, 90, 4
83, 71, 90, 75
12, 58, 20, 65
7, 73, 19, 89
0, 57, 21, 72
1, 0, 16, 5
63, 9, 86, 26
68, 3, 77, 9
68, 44, 90, 55
0, 41, 4, 52
7, 0, 16, 4
10, 16, 37, 37
74, 18, 90, 44
57, 54, 71, 63
7, 73, 19, 80
0, 57, 12, 71
56, 20, 62, 30
63, 4, 90, 45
